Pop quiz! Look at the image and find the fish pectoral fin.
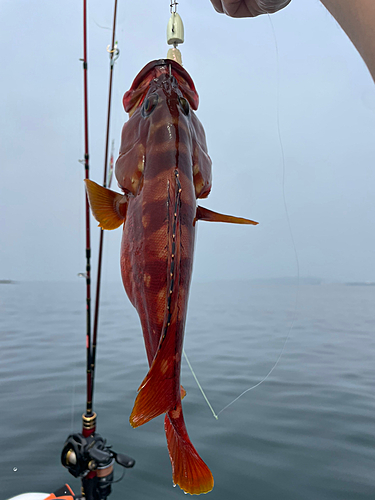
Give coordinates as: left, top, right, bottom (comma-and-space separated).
84, 179, 128, 230
195, 205, 258, 225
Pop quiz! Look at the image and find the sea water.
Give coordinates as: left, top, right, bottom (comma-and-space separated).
1, 280, 374, 499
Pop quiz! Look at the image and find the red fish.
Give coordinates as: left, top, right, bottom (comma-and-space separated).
85, 59, 258, 495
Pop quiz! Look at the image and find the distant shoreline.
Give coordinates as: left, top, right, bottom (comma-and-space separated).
344, 282, 375, 286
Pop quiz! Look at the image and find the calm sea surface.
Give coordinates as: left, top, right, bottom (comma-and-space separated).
1, 280, 374, 499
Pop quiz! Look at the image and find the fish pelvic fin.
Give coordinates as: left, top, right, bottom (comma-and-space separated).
84, 179, 128, 230
180, 385, 187, 400
195, 205, 258, 226
165, 407, 214, 495
129, 328, 179, 428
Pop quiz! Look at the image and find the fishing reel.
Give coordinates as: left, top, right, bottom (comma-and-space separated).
61, 430, 135, 500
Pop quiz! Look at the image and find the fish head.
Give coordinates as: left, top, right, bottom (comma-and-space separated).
135, 72, 195, 139
116, 60, 212, 199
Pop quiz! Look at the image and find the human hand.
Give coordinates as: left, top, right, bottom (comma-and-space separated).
210, 0, 291, 17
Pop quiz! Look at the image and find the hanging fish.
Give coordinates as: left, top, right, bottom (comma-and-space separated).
85, 59, 258, 495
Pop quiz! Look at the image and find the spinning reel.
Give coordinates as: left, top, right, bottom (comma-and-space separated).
61, 428, 135, 500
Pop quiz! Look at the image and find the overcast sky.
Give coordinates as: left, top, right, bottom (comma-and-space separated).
1, 0, 374, 283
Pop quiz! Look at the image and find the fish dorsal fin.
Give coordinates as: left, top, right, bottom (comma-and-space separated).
84, 179, 128, 230
195, 206, 258, 225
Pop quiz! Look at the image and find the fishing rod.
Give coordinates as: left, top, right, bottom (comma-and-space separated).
61, 2, 188, 497
82, 0, 94, 426
91, 0, 119, 404
61, 2, 134, 499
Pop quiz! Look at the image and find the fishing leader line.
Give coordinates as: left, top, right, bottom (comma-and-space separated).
184, 14, 301, 420
214, 16, 302, 413
183, 349, 219, 420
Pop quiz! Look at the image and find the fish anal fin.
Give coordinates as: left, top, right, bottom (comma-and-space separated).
84, 179, 128, 230
129, 333, 178, 428
165, 411, 214, 495
195, 205, 258, 226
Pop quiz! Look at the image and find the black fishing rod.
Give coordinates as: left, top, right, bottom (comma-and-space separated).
61, 2, 134, 498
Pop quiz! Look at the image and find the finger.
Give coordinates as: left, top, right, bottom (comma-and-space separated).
210, 0, 291, 18
210, 0, 225, 14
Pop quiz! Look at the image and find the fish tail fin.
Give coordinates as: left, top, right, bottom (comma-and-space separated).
129, 332, 178, 428
164, 405, 214, 495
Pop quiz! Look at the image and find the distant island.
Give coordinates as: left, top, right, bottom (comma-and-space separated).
0, 280, 14, 284
344, 281, 375, 286
248, 278, 375, 286
249, 277, 323, 285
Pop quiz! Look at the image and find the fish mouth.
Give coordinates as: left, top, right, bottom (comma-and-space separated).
131, 59, 197, 99
123, 59, 199, 114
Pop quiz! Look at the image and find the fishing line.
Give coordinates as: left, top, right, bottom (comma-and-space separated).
70, 377, 77, 434
267, 14, 300, 276
110, 469, 126, 484
92, 19, 112, 31
183, 349, 218, 419
186, 14, 300, 419
215, 15, 301, 416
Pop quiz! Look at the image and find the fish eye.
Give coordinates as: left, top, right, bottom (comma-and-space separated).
142, 94, 158, 117
179, 97, 190, 115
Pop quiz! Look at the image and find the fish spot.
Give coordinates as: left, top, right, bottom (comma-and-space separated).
142, 213, 150, 228
147, 227, 168, 259
143, 273, 151, 287
157, 286, 167, 300
138, 156, 145, 173
156, 287, 167, 323
170, 406, 181, 419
